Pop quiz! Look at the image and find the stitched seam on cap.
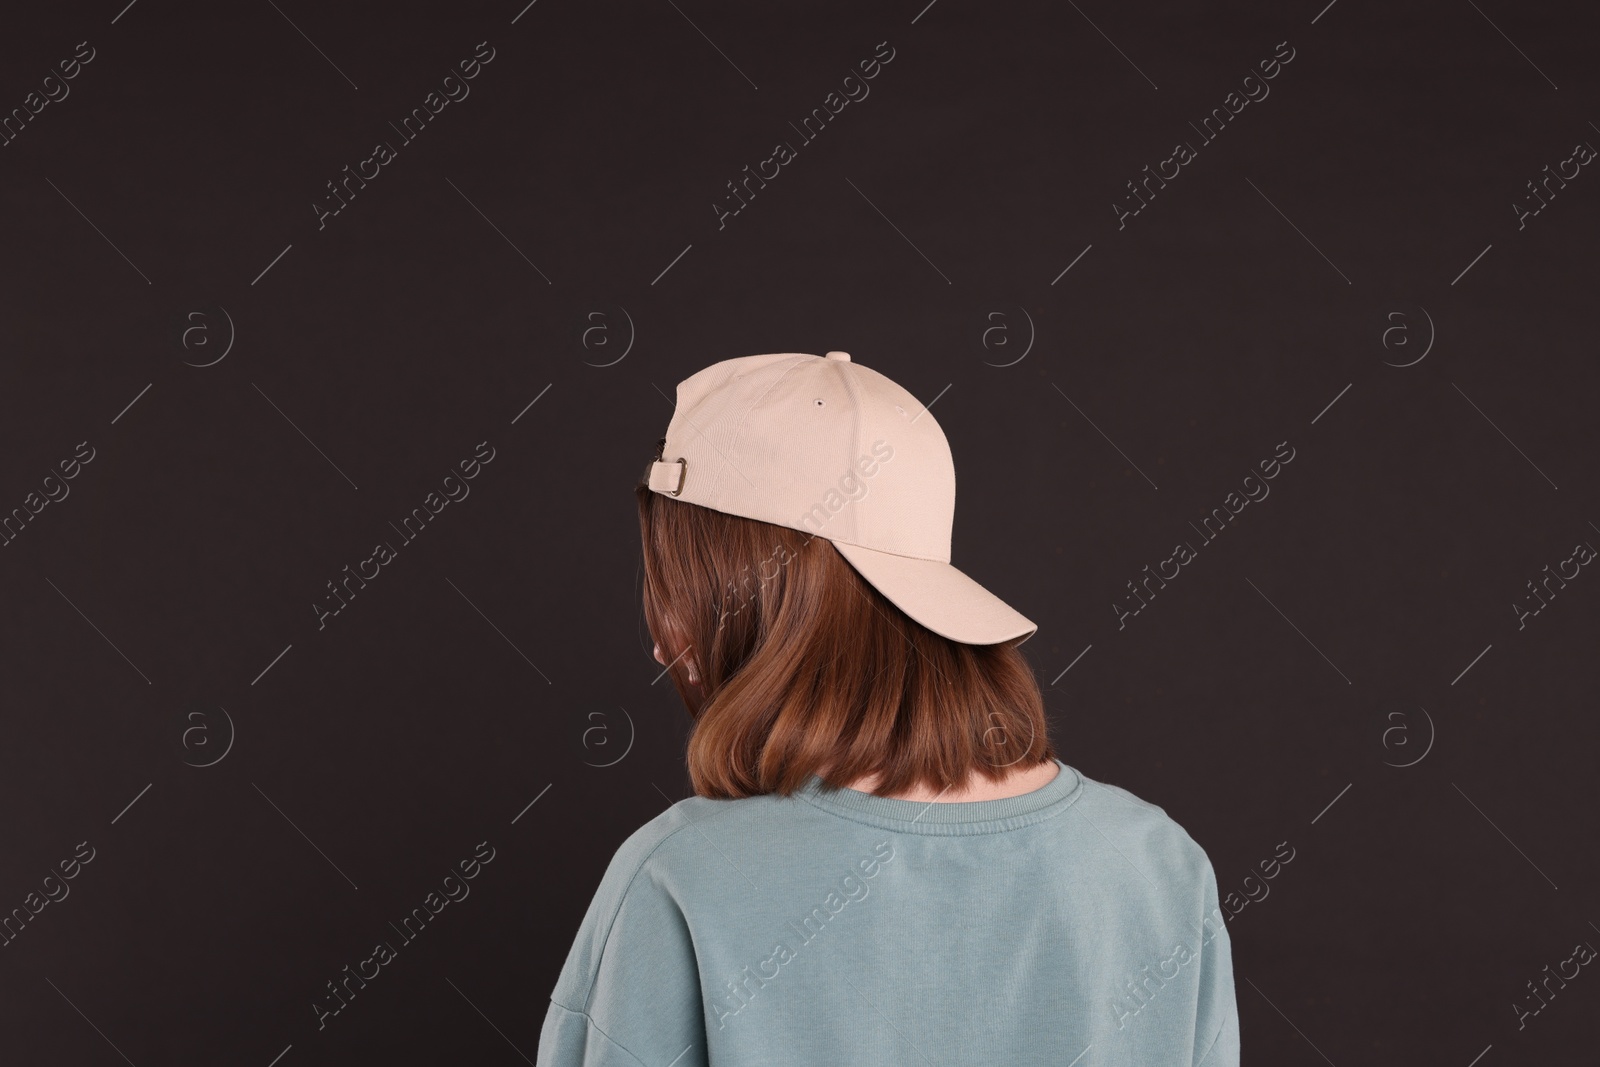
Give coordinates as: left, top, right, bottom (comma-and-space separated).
829, 535, 947, 564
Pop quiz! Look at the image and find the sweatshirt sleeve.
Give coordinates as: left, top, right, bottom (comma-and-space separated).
537, 1002, 651, 1067
537, 812, 708, 1067
1193, 858, 1240, 1066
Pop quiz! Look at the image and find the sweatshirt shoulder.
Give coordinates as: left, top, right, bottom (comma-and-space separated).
600, 792, 784, 891
1072, 770, 1215, 878
548, 796, 729, 1010
585, 799, 703, 905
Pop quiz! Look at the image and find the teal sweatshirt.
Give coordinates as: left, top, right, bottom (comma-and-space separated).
537, 760, 1240, 1065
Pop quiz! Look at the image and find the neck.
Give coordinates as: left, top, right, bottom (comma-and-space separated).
835, 759, 1060, 803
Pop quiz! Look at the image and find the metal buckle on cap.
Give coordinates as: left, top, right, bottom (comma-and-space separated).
663, 458, 687, 496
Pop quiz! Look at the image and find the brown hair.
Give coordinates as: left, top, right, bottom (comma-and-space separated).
636, 481, 1057, 801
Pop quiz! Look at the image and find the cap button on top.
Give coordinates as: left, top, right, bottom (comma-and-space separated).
824, 351, 851, 362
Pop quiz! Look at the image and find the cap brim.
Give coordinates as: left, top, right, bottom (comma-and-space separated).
829, 540, 1038, 646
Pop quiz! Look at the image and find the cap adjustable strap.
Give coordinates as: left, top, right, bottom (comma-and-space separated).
649, 458, 687, 496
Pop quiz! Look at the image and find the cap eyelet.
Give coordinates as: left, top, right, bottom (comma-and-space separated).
814, 398, 825, 407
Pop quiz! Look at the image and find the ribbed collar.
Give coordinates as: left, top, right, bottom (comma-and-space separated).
794, 759, 1083, 835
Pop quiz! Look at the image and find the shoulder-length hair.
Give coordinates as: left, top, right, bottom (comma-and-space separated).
636, 481, 1057, 800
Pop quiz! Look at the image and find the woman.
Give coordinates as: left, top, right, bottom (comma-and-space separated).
537, 351, 1240, 1066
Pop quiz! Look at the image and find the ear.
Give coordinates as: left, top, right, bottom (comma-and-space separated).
652, 628, 699, 684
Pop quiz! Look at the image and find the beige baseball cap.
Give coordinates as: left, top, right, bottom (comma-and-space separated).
646, 351, 1036, 645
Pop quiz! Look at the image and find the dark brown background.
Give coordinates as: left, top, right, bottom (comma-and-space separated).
1, 0, 1596, 1063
